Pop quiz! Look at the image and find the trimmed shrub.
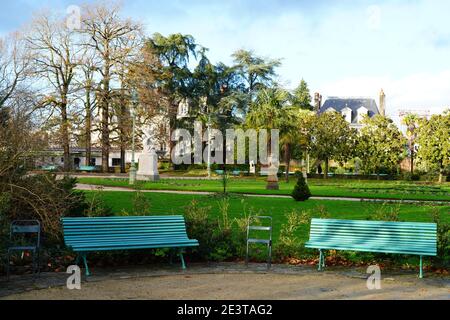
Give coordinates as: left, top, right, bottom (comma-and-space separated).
291, 174, 311, 201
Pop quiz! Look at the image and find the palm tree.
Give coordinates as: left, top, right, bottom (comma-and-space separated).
280, 109, 314, 182
402, 114, 419, 174
245, 88, 289, 189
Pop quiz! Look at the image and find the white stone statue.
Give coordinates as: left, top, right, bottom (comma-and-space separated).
137, 134, 160, 181
143, 137, 154, 153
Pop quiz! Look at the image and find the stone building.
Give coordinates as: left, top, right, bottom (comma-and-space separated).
315, 89, 386, 129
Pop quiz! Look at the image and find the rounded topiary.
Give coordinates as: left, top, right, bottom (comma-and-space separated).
291, 174, 311, 201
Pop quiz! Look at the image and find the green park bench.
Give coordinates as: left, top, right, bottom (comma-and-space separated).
215, 169, 225, 175
61, 215, 199, 276
305, 218, 437, 278
78, 165, 97, 172
41, 165, 57, 172
231, 170, 241, 176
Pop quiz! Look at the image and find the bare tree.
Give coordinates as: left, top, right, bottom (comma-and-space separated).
78, 50, 99, 166
110, 22, 143, 173
26, 13, 82, 172
81, 2, 142, 173
0, 33, 32, 109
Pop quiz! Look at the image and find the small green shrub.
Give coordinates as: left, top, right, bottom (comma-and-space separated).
335, 167, 346, 175
402, 172, 420, 181
184, 199, 250, 262
131, 190, 151, 215
275, 210, 311, 260
429, 207, 450, 267
184, 200, 217, 260
291, 174, 311, 201
220, 172, 230, 195
80, 188, 113, 217
368, 202, 400, 222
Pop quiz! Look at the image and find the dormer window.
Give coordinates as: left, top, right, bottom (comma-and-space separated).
357, 106, 369, 123
341, 107, 352, 123
177, 99, 190, 118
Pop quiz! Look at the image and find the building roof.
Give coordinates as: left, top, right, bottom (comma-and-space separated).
319, 97, 380, 123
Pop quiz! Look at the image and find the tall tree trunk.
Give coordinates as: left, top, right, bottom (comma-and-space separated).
101, 102, 109, 173
85, 92, 92, 166
439, 163, 444, 183
119, 93, 127, 174
323, 158, 329, 179
168, 100, 176, 170
120, 148, 126, 173
410, 147, 414, 174
284, 143, 291, 183
60, 101, 71, 173
101, 63, 110, 173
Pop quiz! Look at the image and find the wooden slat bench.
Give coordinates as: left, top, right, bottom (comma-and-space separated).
61, 216, 199, 276
305, 218, 437, 278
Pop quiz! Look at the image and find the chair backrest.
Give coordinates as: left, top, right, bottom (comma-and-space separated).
247, 216, 272, 241
309, 218, 437, 256
61, 216, 190, 242
10, 220, 41, 247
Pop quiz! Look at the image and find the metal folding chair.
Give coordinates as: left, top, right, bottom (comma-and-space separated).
6, 220, 41, 280
246, 216, 273, 269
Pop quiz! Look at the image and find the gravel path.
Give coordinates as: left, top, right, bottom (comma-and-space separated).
1, 263, 449, 300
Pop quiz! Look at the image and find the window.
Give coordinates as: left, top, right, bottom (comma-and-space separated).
341, 107, 352, 123
357, 107, 369, 123
178, 99, 189, 117
90, 158, 96, 166
112, 158, 122, 166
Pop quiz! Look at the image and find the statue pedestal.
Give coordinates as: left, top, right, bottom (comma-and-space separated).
265, 161, 279, 190
137, 151, 160, 181
266, 174, 279, 190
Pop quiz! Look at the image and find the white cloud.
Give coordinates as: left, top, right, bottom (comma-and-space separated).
366, 5, 382, 31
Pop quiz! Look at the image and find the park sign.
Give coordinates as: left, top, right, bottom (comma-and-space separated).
170, 121, 279, 171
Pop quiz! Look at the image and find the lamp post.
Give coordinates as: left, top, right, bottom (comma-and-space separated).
129, 90, 137, 185
207, 112, 211, 179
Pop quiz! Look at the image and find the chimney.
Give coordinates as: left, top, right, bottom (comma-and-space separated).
379, 89, 386, 116
314, 92, 322, 112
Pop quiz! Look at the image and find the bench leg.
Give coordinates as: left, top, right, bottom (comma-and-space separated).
318, 249, 323, 271
245, 241, 250, 267
32, 249, 39, 278
82, 254, 90, 276
419, 255, 423, 279
179, 252, 186, 270
6, 250, 11, 281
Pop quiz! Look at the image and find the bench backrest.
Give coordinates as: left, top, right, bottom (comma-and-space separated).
79, 166, 96, 171
61, 216, 191, 243
308, 218, 437, 256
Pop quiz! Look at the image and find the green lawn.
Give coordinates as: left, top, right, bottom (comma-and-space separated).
78, 177, 450, 202
86, 190, 450, 244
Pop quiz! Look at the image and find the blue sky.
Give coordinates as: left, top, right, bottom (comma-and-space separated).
1, 0, 450, 119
